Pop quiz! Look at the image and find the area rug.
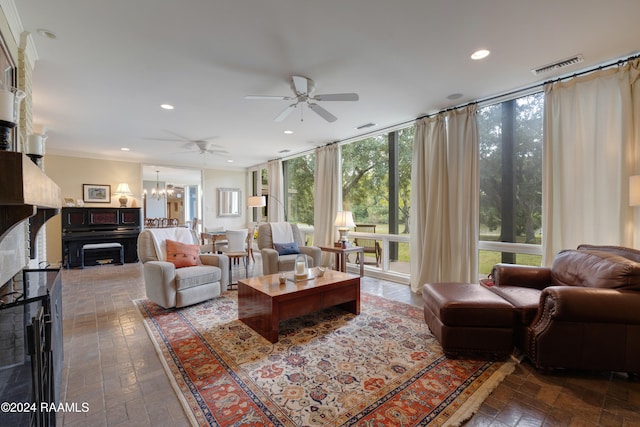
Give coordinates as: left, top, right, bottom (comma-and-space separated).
134, 292, 516, 426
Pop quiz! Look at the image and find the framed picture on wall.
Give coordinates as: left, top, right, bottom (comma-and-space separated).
83, 184, 111, 203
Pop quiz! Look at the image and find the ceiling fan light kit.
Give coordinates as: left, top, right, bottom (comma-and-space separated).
246, 75, 359, 123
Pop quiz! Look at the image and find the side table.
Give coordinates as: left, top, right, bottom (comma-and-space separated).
226, 251, 248, 289
318, 245, 364, 277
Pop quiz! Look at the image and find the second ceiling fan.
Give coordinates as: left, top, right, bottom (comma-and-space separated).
245, 75, 359, 123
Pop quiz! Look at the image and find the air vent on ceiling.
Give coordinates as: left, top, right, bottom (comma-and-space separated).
531, 54, 584, 75
356, 122, 376, 130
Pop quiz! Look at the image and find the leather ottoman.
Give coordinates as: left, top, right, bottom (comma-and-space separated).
422, 282, 515, 359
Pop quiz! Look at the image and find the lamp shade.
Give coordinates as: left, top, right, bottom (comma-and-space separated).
630, 176, 640, 206
248, 195, 266, 208
115, 183, 132, 195
334, 210, 356, 228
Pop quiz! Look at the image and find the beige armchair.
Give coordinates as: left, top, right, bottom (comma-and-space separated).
257, 223, 321, 275
137, 228, 229, 308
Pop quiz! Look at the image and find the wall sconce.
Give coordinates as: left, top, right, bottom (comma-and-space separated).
0, 86, 25, 151
334, 210, 356, 245
115, 183, 133, 207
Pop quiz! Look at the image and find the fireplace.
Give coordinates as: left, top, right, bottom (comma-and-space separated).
0, 269, 62, 426
0, 151, 62, 427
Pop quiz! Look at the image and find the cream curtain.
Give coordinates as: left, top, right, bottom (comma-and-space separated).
542, 58, 640, 263
267, 160, 285, 222
313, 144, 340, 266
410, 105, 479, 293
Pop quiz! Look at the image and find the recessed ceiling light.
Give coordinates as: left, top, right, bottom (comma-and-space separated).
160, 104, 174, 110
227, 159, 233, 163
471, 49, 490, 60
120, 147, 130, 151
283, 130, 293, 134
37, 29, 57, 39
447, 93, 463, 100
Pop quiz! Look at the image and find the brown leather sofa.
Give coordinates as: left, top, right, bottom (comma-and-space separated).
423, 244, 640, 375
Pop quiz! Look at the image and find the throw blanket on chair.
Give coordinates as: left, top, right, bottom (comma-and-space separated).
270, 222, 294, 244
148, 228, 194, 261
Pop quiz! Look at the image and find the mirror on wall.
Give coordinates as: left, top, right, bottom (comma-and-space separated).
217, 188, 241, 217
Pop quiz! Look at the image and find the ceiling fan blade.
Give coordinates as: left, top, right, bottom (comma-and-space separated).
245, 95, 292, 100
292, 75, 309, 95
313, 93, 359, 101
205, 149, 229, 155
274, 104, 296, 122
163, 130, 194, 141
308, 103, 337, 122
142, 137, 185, 142
194, 135, 219, 142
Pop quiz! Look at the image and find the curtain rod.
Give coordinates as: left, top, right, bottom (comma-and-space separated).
418, 52, 640, 119
269, 52, 639, 163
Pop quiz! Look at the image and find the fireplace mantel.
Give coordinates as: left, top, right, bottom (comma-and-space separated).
0, 151, 61, 253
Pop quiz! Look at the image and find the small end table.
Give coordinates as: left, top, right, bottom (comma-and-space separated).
318, 245, 364, 277
226, 251, 248, 289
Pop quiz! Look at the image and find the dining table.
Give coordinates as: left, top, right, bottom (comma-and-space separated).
200, 230, 227, 246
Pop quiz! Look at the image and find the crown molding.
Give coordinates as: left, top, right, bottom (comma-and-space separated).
0, 0, 22, 45
0, 0, 38, 68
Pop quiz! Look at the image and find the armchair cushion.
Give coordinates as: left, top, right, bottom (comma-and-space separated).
576, 244, 640, 263
274, 242, 300, 255
166, 239, 200, 268
175, 266, 222, 290
551, 249, 640, 290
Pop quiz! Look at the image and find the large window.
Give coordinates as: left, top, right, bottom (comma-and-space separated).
283, 153, 315, 227
478, 93, 544, 273
340, 126, 414, 272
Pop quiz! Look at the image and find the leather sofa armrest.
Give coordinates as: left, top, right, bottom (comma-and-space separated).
491, 263, 551, 290
535, 286, 640, 324
199, 253, 230, 288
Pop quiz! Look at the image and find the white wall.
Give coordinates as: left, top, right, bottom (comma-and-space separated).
203, 169, 247, 230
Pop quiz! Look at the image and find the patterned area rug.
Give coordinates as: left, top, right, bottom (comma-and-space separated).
134, 292, 516, 426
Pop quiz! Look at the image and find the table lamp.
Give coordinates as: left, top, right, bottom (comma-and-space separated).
115, 183, 133, 207
334, 210, 356, 245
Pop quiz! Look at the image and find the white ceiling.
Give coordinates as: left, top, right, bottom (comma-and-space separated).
14, 0, 640, 170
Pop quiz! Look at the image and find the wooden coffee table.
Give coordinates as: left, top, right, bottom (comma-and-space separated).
238, 270, 360, 343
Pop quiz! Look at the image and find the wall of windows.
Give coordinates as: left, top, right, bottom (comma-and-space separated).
280, 126, 414, 278
478, 92, 544, 274
278, 92, 544, 280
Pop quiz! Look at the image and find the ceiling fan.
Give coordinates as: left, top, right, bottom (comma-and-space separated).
146, 131, 229, 155
183, 140, 229, 155
245, 75, 359, 123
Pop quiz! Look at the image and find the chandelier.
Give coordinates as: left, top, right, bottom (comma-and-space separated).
146, 170, 166, 200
